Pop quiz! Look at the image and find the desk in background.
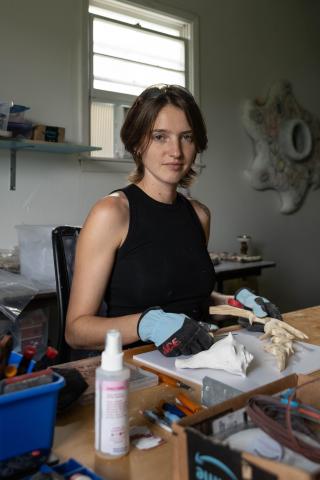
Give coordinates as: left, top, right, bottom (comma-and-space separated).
214, 259, 276, 292
53, 305, 320, 480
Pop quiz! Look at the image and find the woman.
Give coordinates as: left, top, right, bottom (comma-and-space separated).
66, 84, 280, 357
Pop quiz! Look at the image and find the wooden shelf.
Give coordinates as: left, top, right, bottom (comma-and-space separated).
0, 138, 101, 190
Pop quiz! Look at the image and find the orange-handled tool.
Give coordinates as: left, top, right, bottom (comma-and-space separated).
174, 403, 194, 416
176, 392, 202, 413
158, 373, 191, 390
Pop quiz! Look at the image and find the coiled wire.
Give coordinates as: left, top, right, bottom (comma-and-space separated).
246, 377, 320, 463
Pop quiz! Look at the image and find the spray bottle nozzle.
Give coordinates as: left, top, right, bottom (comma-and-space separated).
105, 329, 121, 355
101, 329, 124, 371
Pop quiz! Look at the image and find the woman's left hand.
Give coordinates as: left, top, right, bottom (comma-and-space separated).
234, 287, 282, 319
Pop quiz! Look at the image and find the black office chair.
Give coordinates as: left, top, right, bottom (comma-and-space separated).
52, 226, 103, 363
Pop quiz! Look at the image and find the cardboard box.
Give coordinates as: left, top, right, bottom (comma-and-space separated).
173, 373, 320, 480
32, 124, 65, 143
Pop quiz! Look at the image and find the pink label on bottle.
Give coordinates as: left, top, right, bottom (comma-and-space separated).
96, 378, 129, 456
101, 380, 128, 391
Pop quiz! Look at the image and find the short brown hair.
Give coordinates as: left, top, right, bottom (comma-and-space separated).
120, 84, 208, 187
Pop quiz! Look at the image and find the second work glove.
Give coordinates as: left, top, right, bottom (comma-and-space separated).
137, 307, 214, 357
234, 288, 282, 331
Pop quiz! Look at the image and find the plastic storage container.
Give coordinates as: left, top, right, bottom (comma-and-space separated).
15, 225, 57, 287
7, 104, 32, 139
41, 458, 104, 480
0, 372, 64, 461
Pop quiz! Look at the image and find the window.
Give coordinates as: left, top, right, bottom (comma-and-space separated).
88, 0, 197, 160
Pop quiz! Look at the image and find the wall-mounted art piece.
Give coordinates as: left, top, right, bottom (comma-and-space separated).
242, 80, 320, 213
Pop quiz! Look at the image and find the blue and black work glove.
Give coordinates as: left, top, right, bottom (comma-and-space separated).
234, 288, 282, 332
137, 307, 214, 357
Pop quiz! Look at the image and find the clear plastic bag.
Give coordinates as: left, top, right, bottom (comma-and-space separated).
0, 270, 37, 322
0, 270, 47, 356
0, 247, 20, 273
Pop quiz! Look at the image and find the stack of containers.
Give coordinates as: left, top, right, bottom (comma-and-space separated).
8, 104, 33, 139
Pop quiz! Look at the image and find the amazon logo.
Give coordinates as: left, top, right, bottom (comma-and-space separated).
194, 452, 238, 480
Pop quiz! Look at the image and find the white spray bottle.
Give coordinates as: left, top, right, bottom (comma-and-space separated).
95, 329, 130, 458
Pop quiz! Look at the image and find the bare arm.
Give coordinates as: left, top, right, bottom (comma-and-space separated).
211, 290, 232, 305
66, 194, 141, 350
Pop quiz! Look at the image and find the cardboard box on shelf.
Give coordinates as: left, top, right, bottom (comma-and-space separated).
173, 373, 320, 480
32, 124, 65, 143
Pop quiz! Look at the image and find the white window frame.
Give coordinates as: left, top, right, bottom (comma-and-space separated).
87, 0, 199, 164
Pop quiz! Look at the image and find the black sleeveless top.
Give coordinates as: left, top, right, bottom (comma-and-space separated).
104, 184, 216, 322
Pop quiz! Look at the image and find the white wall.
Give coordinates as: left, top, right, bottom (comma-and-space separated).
1, 0, 319, 313
0, 0, 129, 243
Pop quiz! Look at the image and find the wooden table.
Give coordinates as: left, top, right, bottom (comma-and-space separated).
54, 384, 176, 480
53, 306, 320, 480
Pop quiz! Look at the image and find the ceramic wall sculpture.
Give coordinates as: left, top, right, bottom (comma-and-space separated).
242, 80, 320, 213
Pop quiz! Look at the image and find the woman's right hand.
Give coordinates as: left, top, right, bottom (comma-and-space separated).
138, 307, 213, 357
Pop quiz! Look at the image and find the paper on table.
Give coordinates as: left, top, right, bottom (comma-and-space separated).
133, 331, 320, 393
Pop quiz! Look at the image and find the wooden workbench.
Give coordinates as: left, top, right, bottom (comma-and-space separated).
54, 383, 177, 480
282, 305, 320, 345
53, 306, 320, 480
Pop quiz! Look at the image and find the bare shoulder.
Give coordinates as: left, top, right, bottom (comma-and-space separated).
87, 191, 128, 223
189, 199, 211, 243
81, 191, 129, 248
